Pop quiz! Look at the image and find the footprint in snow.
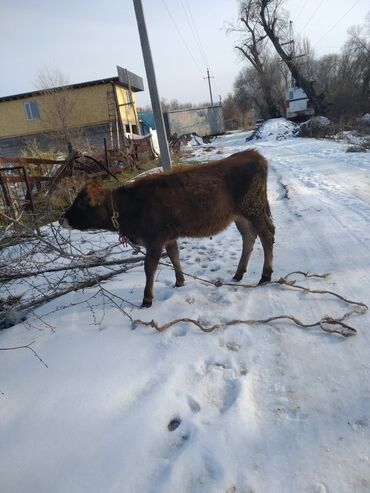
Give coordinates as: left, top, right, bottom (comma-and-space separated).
195, 360, 242, 416
158, 418, 193, 463
168, 417, 181, 431
187, 395, 201, 414
224, 341, 241, 352
209, 291, 232, 306
274, 406, 308, 421
221, 378, 242, 414
171, 324, 188, 337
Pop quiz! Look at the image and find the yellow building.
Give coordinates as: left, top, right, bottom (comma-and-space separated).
0, 66, 143, 156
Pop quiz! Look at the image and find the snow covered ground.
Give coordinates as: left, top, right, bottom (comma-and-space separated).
1, 130, 370, 493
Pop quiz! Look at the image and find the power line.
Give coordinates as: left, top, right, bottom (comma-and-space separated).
294, 0, 311, 23
161, 0, 203, 76
300, 0, 325, 35
312, 0, 362, 47
180, 0, 208, 67
183, 0, 222, 103
183, 0, 210, 67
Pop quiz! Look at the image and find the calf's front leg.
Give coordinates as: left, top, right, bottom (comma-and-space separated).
165, 240, 185, 287
142, 243, 163, 308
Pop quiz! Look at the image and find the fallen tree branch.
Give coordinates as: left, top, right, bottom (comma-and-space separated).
276, 275, 368, 314
0, 262, 143, 329
132, 313, 358, 337
21, 264, 140, 312
129, 271, 367, 338
0, 254, 147, 282
157, 261, 367, 317
0, 341, 48, 367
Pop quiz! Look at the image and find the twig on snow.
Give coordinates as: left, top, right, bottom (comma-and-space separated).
132, 313, 358, 337
0, 341, 48, 368
130, 271, 367, 338
0, 255, 147, 282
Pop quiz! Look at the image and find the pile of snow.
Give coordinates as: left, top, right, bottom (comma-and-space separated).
149, 129, 160, 155
359, 113, 370, 126
346, 144, 367, 153
301, 116, 331, 127
250, 118, 298, 141
186, 133, 204, 146
341, 131, 369, 146
298, 116, 333, 138
127, 166, 163, 182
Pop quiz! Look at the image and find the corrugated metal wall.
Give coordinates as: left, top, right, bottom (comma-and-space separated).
165, 105, 224, 137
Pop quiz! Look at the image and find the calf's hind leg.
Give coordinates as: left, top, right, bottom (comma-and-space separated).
253, 215, 275, 284
233, 217, 257, 281
143, 243, 163, 308
165, 240, 185, 287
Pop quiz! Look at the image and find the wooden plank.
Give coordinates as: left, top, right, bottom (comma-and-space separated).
0, 156, 67, 165
2, 175, 51, 184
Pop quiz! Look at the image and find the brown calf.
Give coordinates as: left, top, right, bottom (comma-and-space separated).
61, 149, 275, 307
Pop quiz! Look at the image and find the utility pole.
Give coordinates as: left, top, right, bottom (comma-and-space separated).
204, 68, 214, 106
133, 0, 171, 170
289, 20, 295, 87
281, 21, 307, 87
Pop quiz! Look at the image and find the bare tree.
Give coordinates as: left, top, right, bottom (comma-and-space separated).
293, 38, 316, 81
222, 93, 246, 129
257, 0, 327, 114
233, 52, 285, 121
235, 0, 327, 114
346, 24, 370, 101
160, 98, 194, 111
306, 15, 370, 120
34, 68, 81, 152
232, 1, 281, 118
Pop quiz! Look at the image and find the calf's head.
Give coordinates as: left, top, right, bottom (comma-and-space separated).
60, 181, 112, 231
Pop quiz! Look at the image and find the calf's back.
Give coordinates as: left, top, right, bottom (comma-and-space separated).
116, 149, 269, 241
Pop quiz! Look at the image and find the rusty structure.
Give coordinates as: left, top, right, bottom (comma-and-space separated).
0, 134, 156, 232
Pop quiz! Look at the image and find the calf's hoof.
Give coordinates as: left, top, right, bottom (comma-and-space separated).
141, 299, 152, 308
175, 280, 185, 288
232, 272, 243, 282
258, 275, 271, 285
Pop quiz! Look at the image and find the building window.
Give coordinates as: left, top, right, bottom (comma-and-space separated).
24, 101, 40, 120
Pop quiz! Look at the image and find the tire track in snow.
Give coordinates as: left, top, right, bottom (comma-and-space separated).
267, 148, 370, 260
269, 147, 370, 226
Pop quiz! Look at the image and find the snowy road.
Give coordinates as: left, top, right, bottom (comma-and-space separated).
1, 132, 370, 493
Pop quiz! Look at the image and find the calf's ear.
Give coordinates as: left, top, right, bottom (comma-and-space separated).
86, 180, 105, 207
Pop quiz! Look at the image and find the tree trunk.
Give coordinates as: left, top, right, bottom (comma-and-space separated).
235, 44, 281, 119
263, 82, 281, 117
260, 1, 327, 115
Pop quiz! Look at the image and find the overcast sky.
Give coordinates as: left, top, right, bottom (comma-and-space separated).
1, 0, 369, 107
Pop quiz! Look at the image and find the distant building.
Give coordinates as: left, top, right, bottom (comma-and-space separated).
285, 86, 314, 121
163, 105, 225, 138
0, 66, 143, 156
